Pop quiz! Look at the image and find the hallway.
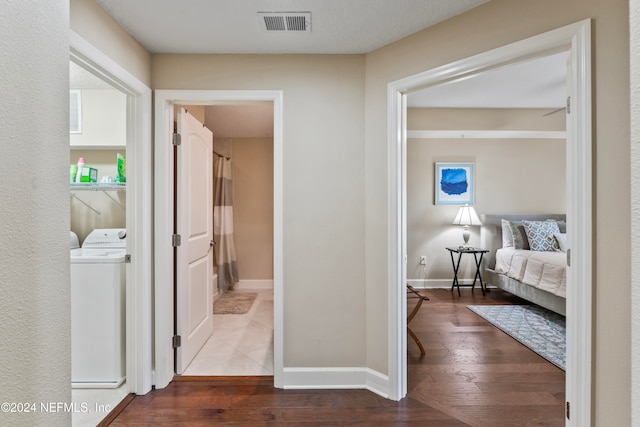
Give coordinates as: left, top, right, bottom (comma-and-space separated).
103, 288, 564, 426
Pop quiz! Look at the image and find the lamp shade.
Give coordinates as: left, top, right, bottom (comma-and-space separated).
452, 205, 482, 226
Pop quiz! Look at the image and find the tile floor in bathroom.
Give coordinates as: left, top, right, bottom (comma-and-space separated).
72, 288, 273, 426
183, 288, 274, 376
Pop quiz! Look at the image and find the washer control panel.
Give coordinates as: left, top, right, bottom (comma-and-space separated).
82, 228, 127, 249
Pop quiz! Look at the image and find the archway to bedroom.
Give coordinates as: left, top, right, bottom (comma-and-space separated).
405, 51, 567, 425
387, 20, 592, 426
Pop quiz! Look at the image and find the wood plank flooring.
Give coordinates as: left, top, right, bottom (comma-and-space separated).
104, 289, 565, 426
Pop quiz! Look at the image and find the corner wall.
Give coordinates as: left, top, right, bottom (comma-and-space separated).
152, 54, 367, 368
0, 2, 71, 425
70, 0, 151, 86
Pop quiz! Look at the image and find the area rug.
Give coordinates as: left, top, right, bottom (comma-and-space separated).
467, 304, 566, 370
213, 292, 257, 314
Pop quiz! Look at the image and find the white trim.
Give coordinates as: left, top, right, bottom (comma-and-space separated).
388, 20, 592, 425
70, 31, 153, 396
154, 90, 284, 390
282, 367, 389, 399
235, 280, 274, 290
407, 130, 566, 139
564, 20, 593, 427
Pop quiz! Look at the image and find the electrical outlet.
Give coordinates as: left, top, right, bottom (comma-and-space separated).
419, 255, 427, 265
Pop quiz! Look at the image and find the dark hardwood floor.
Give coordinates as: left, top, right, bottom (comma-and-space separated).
103, 288, 565, 426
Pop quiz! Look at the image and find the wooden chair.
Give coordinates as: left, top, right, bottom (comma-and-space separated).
407, 285, 429, 356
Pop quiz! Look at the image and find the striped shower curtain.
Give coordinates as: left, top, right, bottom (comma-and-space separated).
213, 155, 239, 291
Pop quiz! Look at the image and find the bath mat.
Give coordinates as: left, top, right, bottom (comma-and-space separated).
213, 292, 257, 314
467, 304, 566, 370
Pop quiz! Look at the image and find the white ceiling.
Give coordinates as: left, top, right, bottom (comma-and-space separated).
95, 0, 489, 54
408, 51, 569, 109
90, 0, 565, 110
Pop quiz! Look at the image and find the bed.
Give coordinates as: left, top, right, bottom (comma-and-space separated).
480, 214, 567, 316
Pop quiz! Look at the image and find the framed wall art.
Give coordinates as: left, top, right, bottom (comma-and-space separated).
435, 162, 475, 205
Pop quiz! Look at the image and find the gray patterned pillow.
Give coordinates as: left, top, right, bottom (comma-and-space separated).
522, 220, 561, 251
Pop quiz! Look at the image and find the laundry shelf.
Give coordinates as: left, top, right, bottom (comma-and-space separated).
71, 183, 126, 214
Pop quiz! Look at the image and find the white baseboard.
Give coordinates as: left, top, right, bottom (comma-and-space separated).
235, 279, 273, 289
408, 278, 496, 289
408, 278, 466, 288
282, 367, 389, 399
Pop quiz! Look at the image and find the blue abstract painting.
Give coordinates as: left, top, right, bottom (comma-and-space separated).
435, 163, 474, 205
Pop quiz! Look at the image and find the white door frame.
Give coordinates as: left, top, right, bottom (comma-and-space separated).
154, 90, 284, 389
387, 20, 592, 426
70, 31, 154, 395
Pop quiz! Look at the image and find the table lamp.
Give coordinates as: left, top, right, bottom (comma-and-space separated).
452, 204, 482, 246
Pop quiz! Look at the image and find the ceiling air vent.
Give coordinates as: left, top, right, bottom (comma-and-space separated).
258, 12, 311, 32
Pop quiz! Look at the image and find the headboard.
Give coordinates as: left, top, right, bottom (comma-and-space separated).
480, 213, 566, 270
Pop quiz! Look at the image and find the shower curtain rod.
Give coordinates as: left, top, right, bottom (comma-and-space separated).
205, 124, 230, 160
213, 150, 231, 160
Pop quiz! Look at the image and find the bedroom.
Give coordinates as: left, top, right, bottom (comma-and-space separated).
406, 112, 566, 291
406, 54, 567, 295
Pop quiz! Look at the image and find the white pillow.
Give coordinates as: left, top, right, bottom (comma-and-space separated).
501, 219, 513, 247
554, 233, 568, 252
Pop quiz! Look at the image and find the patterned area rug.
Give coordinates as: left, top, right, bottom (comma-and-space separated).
467, 304, 566, 370
213, 292, 257, 314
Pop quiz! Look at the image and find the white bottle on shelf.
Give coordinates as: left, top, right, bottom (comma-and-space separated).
75, 157, 85, 183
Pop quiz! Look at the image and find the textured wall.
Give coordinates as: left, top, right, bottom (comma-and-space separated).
630, 0, 640, 424
0, 2, 71, 426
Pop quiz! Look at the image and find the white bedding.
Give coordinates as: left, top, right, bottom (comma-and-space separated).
494, 247, 566, 298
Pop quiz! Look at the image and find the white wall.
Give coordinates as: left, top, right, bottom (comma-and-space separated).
407, 138, 566, 283
70, 89, 126, 148
0, 2, 71, 426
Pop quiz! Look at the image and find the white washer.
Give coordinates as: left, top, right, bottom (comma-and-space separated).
71, 228, 126, 388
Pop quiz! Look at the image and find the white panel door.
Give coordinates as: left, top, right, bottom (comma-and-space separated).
176, 108, 214, 374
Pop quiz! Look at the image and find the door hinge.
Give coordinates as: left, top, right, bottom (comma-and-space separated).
125, 254, 132, 263
172, 133, 181, 146
566, 248, 571, 267
172, 234, 181, 247
566, 401, 570, 420
566, 96, 571, 115
172, 335, 182, 349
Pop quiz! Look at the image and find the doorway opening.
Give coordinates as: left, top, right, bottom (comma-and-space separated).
387, 20, 592, 426
69, 30, 153, 425
154, 90, 284, 389
176, 103, 275, 376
